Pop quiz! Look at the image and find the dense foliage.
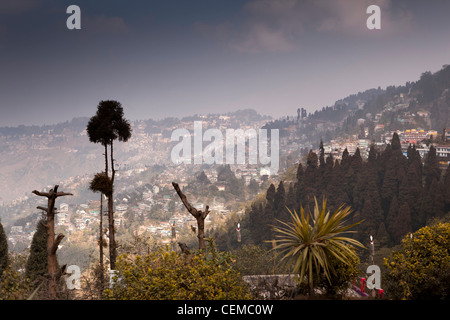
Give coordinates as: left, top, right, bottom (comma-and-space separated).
25, 219, 48, 283
104, 244, 251, 300
0, 221, 8, 278
384, 222, 450, 299
245, 133, 450, 250
272, 198, 363, 295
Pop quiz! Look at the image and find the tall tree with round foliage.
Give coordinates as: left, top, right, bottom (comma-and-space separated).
87, 100, 132, 270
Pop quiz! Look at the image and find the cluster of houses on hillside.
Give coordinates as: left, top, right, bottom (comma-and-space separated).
316, 128, 450, 169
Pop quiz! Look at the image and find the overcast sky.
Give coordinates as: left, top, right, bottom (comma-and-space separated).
0, 0, 449, 126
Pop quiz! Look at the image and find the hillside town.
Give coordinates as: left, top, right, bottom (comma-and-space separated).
5, 105, 450, 253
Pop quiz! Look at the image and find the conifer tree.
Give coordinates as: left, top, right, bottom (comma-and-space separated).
261, 184, 276, 242
368, 144, 378, 164
381, 164, 399, 216
286, 183, 297, 215
295, 162, 305, 206
386, 195, 399, 241
399, 161, 423, 230
344, 149, 362, 204
318, 139, 325, 168
0, 220, 8, 278
248, 203, 261, 244
423, 145, 441, 190
266, 183, 276, 204
341, 147, 349, 168
274, 181, 287, 222
25, 219, 48, 284
443, 164, 450, 213
304, 150, 319, 208
359, 197, 383, 242
376, 222, 391, 248
392, 203, 412, 243
391, 132, 401, 151
406, 144, 422, 175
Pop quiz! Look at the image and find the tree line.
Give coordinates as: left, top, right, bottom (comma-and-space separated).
243, 132, 450, 249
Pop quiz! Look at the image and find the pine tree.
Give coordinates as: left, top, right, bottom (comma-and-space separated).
423, 145, 441, 190
381, 163, 400, 216
0, 219, 8, 278
399, 160, 423, 230
391, 132, 401, 151
350, 148, 363, 169
344, 149, 362, 204
430, 180, 446, 219
376, 222, 391, 248
392, 203, 412, 243
266, 183, 276, 204
359, 197, 383, 243
295, 163, 305, 207
304, 150, 319, 208
407, 144, 422, 175
443, 164, 450, 213
419, 179, 446, 226
341, 148, 349, 168
319, 139, 325, 168
261, 184, 276, 242
274, 181, 287, 222
248, 202, 269, 246
25, 219, 48, 284
286, 183, 297, 214
386, 195, 399, 240
306, 150, 318, 170
368, 144, 378, 164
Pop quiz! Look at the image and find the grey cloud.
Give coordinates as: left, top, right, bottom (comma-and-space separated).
82, 14, 131, 35
0, 0, 38, 14
195, 0, 414, 53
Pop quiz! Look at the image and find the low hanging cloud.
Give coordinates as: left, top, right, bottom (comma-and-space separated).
194, 0, 414, 53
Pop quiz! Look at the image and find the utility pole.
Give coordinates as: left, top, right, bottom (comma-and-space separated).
369, 235, 375, 265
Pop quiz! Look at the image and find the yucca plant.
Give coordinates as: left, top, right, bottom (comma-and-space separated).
272, 197, 365, 296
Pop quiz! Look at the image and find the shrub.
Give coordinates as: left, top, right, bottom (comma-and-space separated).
104, 245, 251, 300
383, 222, 450, 299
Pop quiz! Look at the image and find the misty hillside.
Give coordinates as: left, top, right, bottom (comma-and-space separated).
263, 65, 450, 149
1, 65, 449, 208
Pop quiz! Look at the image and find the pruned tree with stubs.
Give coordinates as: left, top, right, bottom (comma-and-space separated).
32, 185, 73, 299
172, 182, 210, 251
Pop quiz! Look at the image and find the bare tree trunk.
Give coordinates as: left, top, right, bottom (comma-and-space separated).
104, 144, 109, 178
32, 185, 73, 299
172, 182, 210, 251
109, 141, 116, 270
99, 193, 104, 296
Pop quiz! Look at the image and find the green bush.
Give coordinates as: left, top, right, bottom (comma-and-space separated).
384, 222, 450, 299
104, 245, 251, 300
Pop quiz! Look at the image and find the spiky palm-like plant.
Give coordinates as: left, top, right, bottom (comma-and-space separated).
272, 197, 364, 296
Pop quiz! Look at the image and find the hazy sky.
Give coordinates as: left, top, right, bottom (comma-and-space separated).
0, 0, 449, 126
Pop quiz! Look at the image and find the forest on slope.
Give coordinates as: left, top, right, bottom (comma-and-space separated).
213, 131, 450, 258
